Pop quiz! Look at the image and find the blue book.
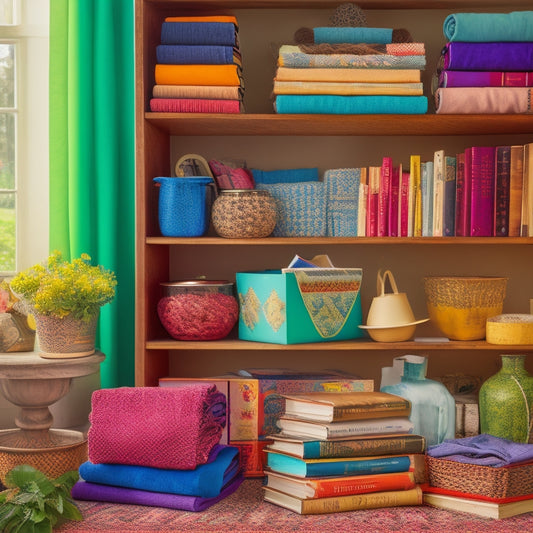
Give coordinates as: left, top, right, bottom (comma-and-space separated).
265, 450, 415, 477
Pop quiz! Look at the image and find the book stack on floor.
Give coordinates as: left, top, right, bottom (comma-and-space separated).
71, 385, 244, 512
149, 15, 244, 113
423, 433, 533, 519
435, 10, 533, 114
273, 23, 427, 115
262, 390, 427, 514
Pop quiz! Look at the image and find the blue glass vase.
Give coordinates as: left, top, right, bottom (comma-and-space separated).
380, 355, 455, 447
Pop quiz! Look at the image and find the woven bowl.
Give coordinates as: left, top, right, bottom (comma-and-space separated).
423, 276, 507, 341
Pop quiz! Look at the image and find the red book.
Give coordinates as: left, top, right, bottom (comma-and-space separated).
388, 165, 401, 237
439, 70, 533, 88
399, 170, 410, 237
149, 98, 242, 113
378, 157, 392, 236
456, 148, 472, 236
508, 145, 524, 237
454, 152, 466, 236
366, 167, 380, 237
494, 146, 511, 237
469, 146, 496, 237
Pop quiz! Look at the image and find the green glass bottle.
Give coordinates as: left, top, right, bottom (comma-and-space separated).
479, 354, 533, 444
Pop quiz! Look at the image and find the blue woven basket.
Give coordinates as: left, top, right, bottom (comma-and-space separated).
154, 177, 213, 237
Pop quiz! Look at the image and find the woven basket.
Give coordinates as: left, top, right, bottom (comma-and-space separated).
426, 455, 533, 499
423, 276, 507, 340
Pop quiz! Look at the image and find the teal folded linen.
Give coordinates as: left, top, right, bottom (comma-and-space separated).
251, 167, 319, 184
313, 27, 393, 45
79, 444, 239, 498
443, 11, 533, 42
274, 95, 428, 115
325, 168, 362, 237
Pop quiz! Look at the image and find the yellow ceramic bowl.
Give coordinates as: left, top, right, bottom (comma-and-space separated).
423, 276, 507, 341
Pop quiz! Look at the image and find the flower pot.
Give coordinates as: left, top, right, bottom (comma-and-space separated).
34, 313, 98, 359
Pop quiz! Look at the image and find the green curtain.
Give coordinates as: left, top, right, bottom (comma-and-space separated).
49, 0, 135, 388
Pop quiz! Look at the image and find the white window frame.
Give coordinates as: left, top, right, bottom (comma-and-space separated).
0, 0, 49, 275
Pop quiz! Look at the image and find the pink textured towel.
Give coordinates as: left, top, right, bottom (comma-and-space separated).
88, 385, 226, 470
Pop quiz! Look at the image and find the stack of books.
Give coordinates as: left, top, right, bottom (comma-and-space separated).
435, 11, 533, 114
262, 390, 427, 514
273, 25, 427, 115
150, 15, 244, 113
424, 434, 533, 519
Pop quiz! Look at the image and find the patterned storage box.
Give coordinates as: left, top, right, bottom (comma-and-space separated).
426, 455, 533, 499
236, 268, 364, 344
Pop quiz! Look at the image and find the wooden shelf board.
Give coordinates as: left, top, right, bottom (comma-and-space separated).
146, 338, 533, 351
145, 114, 533, 137
147, 236, 533, 245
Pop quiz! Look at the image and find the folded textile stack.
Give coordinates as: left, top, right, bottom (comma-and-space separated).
150, 15, 244, 113
273, 24, 428, 115
435, 11, 533, 114
72, 385, 244, 511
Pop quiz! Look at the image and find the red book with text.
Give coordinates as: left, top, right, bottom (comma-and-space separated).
469, 146, 496, 237
388, 165, 401, 237
494, 146, 511, 237
399, 170, 410, 237
366, 166, 380, 237
454, 152, 466, 236
378, 157, 392, 236
456, 148, 472, 236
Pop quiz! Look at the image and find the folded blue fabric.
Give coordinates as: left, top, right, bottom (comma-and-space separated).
251, 167, 319, 184
156, 45, 237, 65
427, 434, 533, 467
161, 22, 237, 46
444, 11, 533, 43
313, 27, 393, 45
275, 95, 428, 115
79, 444, 239, 498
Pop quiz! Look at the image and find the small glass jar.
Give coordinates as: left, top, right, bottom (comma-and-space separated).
211, 189, 277, 238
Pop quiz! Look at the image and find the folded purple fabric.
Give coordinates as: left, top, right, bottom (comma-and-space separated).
71, 475, 244, 512
427, 434, 533, 467
443, 42, 533, 71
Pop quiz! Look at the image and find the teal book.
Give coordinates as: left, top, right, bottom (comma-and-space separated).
265, 450, 415, 478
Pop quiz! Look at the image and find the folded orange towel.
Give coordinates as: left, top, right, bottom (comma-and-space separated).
155, 64, 243, 86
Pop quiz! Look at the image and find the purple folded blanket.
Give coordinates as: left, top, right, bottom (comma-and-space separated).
427, 434, 533, 467
88, 384, 226, 470
443, 42, 533, 71
71, 475, 244, 512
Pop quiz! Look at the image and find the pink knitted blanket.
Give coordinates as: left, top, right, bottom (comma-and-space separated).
88, 385, 226, 470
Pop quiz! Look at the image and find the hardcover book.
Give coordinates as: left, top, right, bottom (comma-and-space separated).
410, 155, 422, 237
265, 470, 417, 499
469, 146, 496, 237
454, 152, 466, 236
358, 174, 368, 236
421, 161, 434, 236
399, 170, 410, 237
524, 143, 533, 237
508, 145, 524, 237
263, 485, 423, 514
443, 156, 457, 236
494, 146, 511, 237
378, 157, 392, 236
366, 166, 380, 237
276, 416, 414, 440
388, 164, 401, 237
456, 148, 472, 237
266, 433, 426, 459
439, 70, 533, 88
432, 149, 445, 237
264, 450, 420, 478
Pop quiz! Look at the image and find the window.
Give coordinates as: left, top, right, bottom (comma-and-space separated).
0, 0, 49, 275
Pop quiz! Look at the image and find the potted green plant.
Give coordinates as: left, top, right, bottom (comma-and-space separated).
0, 464, 83, 532
9, 251, 117, 359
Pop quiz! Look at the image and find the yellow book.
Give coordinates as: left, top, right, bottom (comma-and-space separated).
410, 155, 422, 237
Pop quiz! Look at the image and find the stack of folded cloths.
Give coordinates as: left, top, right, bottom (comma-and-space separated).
150, 15, 244, 114
272, 6, 427, 115
72, 384, 244, 512
435, 11, 533, 114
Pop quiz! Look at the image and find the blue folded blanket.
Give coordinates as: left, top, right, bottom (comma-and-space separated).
444, 11, 533, 43
251, 167, 319, 184
156, 45, 238, 65
275, 95, 428, 115
161, 22, 237, 46
427, 434, 533, 467
79, 444, 239, 498
313, 27, 393, 45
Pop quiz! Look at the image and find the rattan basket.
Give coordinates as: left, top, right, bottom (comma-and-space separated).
426, 455, 533, 499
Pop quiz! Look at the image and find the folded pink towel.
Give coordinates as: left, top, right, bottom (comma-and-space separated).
88, 385, 226, 470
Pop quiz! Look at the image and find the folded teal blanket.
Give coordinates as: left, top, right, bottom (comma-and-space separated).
79, 444, 239, 498
275, 95, 428, 115
251, 167, 319, 184
313, 27, 393, 45
444, 11, 533, 42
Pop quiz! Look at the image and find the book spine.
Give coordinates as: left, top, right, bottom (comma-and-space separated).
358, 180, 368, 236
313, 435, 426, 459
307, 455, 414, 478
443, 156, 457, 236
469, 146, 496, 237
388, 165, 401, 237
440, 70, 533, 88
366, 167, 380, 237
326, 418, 414, 438
525, 144, 533, 237
300, 486, 422, 514
410, 155, 422, 237
399, 170, 410, 237
229, 379, 260, 441
422, 161, 434, 236
432, 150, 445, 236
508, 145, 524, 237
378, 157, 392, 236
330, 406, 411, 422
149, 98, 241, 113
310, 471, 416, 498
494, 146, 511, 237
454, 152, 466, 236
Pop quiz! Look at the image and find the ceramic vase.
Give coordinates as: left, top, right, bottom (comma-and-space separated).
34, 312, 98, 358
479, 354, 533, 443
380, 355, 456, 447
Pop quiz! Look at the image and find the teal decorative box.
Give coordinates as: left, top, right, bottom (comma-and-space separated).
236, 268, 364, 344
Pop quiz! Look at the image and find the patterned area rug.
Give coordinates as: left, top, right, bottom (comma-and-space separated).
56, 479, 533, 532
